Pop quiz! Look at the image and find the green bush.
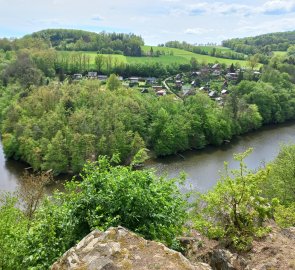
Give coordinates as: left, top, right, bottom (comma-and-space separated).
23, 156, 189, 268
274, 203, 295, 228
0, 193, 28, 270
64, 156, 189, 245
193, 149, 273, 251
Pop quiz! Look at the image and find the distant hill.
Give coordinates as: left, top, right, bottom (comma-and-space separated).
24, 29, 144, 56
222, 30, 295, 55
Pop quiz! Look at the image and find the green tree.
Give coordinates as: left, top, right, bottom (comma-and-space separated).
193, 149, 273, 250
106, 74, 121, 91
95, 54, 104, 73
247, 54, 259, 70
264, 144, 295, 205
274, 203, 295, 228
190, 57, 198, 70
4, 51, 43, 88
23, 197, 76, 270
150, 46, 154, 56
43, 130, 69, 174
0, 194, 28, 269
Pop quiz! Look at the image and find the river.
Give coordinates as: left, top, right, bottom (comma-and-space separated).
1, 122, 295, 194
146, 122, 295, 193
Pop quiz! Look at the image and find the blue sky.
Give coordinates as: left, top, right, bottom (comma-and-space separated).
1, 0, 295, 45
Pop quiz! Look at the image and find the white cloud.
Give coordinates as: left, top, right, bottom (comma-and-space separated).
185, 28, 210, 35
177, 0, 295, 17
239, 17, 295, 34
183, 2, 253, 16
1, 0, 295, 45
262, 0, 295, 14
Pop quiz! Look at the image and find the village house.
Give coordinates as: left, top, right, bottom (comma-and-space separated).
146, 77, 157, 85
191, 71, 201, 77
211, 63, 221, 70
209, 90, 217, 98
156, 90, 166, 96
175, 74, 182, 80
97, 75, 108, 81
129, 77, 139, 83
175, 80, 182, 88
152, 85, 163, 92
88, 72, 97, 79
226, 72, 238, 80
221, 89, 228, 95
212, 70, 221, 76
73, 74, 83, 80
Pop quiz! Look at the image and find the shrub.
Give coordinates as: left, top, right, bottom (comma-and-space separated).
193, 149, 273, 251
64, 156, 189, 246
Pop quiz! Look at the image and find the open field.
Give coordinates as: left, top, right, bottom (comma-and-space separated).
141, 45, 248, 65
57, 46, 250, 69
194, 45, 233, 53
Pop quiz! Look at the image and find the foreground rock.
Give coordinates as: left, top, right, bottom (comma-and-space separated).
184, 223, 295, 270
51, 226, 212, 270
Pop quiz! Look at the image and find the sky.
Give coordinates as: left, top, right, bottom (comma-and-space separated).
1, 0, 295, 45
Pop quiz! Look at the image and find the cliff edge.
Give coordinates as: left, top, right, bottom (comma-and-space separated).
51, 226, 211, 270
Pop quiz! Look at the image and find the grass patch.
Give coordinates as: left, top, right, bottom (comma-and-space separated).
141, 46, 248, 66
57, 46, 250, 69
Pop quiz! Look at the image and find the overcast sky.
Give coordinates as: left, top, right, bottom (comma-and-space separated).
1, 0, 295, 45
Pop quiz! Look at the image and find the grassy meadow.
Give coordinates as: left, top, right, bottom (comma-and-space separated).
58, 45, 249, 70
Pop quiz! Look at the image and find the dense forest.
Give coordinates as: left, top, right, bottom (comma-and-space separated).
1, 69, 295, 174
1, 30, 295, 174
222, 30, 295, 55
0, 29, 144, 56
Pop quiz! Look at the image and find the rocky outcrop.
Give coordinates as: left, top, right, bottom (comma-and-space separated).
51, 226, 212, 270
183, 224, 295, 270
51, 224, 295, 270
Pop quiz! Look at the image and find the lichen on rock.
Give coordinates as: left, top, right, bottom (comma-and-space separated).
51, 226, 212, 270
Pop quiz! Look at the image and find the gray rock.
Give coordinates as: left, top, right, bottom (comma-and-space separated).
51, 226, 212, 270
209, 249, 248, 270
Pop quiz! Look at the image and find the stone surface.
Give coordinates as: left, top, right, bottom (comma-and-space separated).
51, 226, 212, 270
185, 223, 295, 270
210, 249, 248, 270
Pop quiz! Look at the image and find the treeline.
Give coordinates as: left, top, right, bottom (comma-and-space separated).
222, 30, 295, 55
165, 40, 246, 60
0, 29, 144, 56
0, 49, 200, 84
56, 52, 191, 77
1, 64, 295, 174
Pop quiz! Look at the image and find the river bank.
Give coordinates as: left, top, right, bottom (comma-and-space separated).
1, 121, 295, 194
145, 121, 295, 193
